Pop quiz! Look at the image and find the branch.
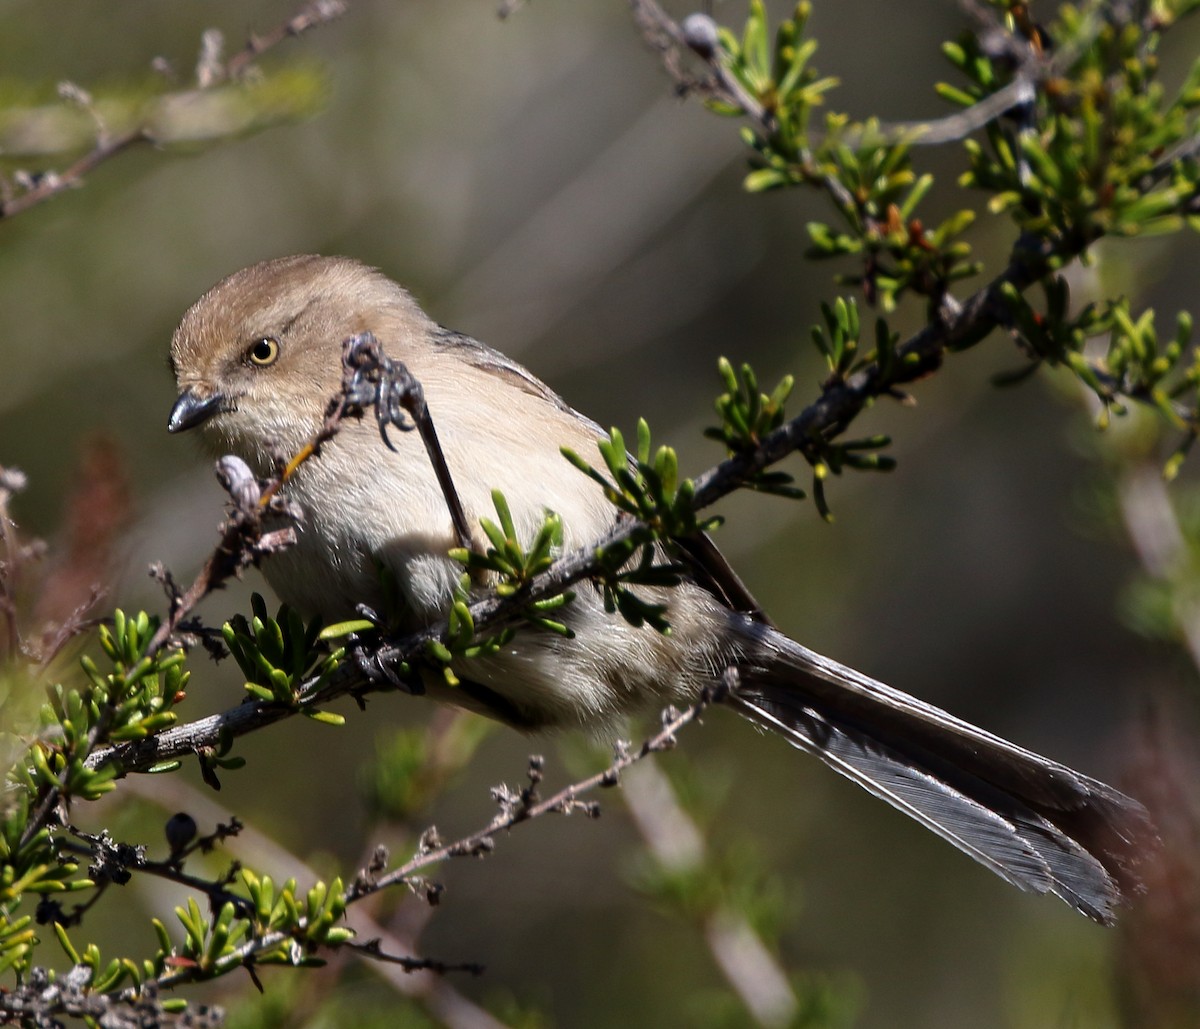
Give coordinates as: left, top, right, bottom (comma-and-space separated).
0, 0, 346, 222
88, 220, 1087, 777
119, 774, 511, 1028
358, 691, 716, 898
29, 695, 715, 1028
630, 0, 1087, 148
224, 0, 348, 80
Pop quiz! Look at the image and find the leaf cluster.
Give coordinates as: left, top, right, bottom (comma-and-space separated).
999, 276, 1200, 473
949, 1, 1200, 241
804, 145, 981, 310
710, 2, 980, 310
712, 0, 838, 143
419, 492, 577, 687
168, 871, 352, 981
223, 593, 344, 725
2, 610, 190, 976
705, 357, 802, 502
701, 0, 1200, 479
564, 421, 721, 633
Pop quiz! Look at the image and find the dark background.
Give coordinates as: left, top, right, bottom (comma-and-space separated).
2, 2, 1197, 1025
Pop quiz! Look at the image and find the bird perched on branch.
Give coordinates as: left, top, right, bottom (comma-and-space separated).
168, 254, 1153, 924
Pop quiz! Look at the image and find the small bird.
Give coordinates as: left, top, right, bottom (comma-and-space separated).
168, 254, 1152, 924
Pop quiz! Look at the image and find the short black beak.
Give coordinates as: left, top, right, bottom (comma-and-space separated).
168, 388, 224, 433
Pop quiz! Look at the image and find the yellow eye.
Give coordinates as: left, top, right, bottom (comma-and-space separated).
248, 337, 280, 366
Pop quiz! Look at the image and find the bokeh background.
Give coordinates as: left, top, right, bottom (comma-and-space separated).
2, 1, 1198, 1026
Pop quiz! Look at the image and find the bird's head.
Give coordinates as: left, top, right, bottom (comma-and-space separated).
167, 254, 431, 465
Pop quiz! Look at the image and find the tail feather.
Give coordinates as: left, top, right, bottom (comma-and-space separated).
727, 624, 1155, 925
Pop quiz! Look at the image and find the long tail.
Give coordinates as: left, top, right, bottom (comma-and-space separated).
725, 621, 1155, 925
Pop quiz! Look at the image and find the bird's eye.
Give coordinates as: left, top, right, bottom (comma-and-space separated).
247, 337, 280, 366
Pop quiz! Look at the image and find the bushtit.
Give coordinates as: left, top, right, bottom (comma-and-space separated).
168, 254, 1151, 924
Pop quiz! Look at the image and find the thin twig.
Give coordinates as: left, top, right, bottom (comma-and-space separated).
629, 0, 1096, 149
351, 693, 715, 900
0, 0, 346, 222
225, 0, 348, 80
0, 130, 146, 221
341, 941, 483, 977
120, 752, 511, 1028
55, 696, 714, 1021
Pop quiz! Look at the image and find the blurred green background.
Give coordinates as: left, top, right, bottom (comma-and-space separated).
2, 1, 1196, 1026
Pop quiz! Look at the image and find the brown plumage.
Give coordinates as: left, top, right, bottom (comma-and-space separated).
168, 254, 1155, 924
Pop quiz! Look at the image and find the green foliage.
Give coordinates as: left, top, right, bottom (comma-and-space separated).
695, 0, 1200, 481
52, 922, 169, 1002
449, 490, 573, 634
0, 63, 330, 165
708, 356, 795, 447
10, 833, 358, 1013
949, 3, 1200, 240
133, 872, 354, 988
999, 278, 1200, 474
711, 2, 838, 162
564, 421, 722, 633
63, 610, 185, 749
810, 296, 902, 384
564, 420, 715, 538
804, 142, 980, 310
0, 611, 194, 978
421, 491, 577, 687
706, 357, 806, 502
0, 615, 192, 1009
223, 593, 344, 724
594, 543, 679, 633
451, 490, 565, 598
807, 434, 896, 524
422, 589, 518, 688
0, 602, 384, 1021
706, 1, 979, 310
706, 318, 896, 520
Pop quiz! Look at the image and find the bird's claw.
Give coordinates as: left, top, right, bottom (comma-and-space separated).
341, 332, 424, 450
